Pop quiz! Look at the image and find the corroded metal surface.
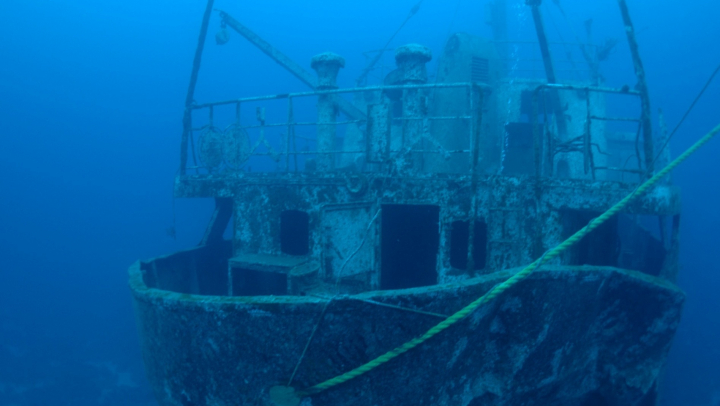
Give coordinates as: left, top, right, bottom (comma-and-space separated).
131, 263, 684, 406
175, 172, 680, 286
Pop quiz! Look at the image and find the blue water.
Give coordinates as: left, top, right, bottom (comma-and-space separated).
0, 0, 718, 404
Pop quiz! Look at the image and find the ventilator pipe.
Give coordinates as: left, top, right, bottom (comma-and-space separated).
311, 52, 345, 90
395, 44, 431, 171
394, 43, 432, 84
311, 52, 345, 171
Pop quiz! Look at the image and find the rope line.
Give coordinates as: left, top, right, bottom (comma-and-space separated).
287, 298, 332, 386
299, 121, 720, 397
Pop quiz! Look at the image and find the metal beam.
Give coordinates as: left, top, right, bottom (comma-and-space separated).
218, 11, 365, 121
526, 0, 568, 145
180, 0, 215, 174
617, 0, 654, 174
528, 1, 557, 84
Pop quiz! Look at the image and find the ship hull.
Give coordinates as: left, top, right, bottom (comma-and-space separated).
129, 259, 683, 406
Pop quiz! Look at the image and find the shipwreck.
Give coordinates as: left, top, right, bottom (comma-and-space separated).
129, 1, 686, 405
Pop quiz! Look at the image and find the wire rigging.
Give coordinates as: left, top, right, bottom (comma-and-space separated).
652, 62, 720, 169
355, 0, 425, 86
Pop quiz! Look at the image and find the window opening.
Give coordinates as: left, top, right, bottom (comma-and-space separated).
381, 205, 439, 289
281, 210, 309, 255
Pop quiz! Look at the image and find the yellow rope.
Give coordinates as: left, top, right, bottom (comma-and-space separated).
299, 122, 720, 397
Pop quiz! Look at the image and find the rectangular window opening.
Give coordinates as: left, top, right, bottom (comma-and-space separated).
381, 204, 439, 290
281, 210, 310, 255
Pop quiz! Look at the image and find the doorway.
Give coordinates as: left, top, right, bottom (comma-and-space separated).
381, 204, 439, 290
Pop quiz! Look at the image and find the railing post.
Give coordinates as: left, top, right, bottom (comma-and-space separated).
532, 88, 541, 178
286, 97, 293, 172
584, 89, 592, 176
311, 52, 345, 171
467, 86, 484, 274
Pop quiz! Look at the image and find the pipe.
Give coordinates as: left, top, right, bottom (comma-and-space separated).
312, 52, 345, 171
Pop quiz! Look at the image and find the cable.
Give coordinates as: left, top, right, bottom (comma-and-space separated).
651, 62, 720, 171
355, 0, 425, 86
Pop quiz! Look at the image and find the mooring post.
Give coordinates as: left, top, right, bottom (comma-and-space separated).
311, 52, 345, 171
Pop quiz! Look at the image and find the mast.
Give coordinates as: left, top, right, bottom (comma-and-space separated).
617, 0, 654, 174
180, 0, 215, 175
526, 0, 568, 148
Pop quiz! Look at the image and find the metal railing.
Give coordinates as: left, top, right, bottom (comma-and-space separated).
180, 82, 489, 175
180, 80, 648, 183
531, 83, 647, 181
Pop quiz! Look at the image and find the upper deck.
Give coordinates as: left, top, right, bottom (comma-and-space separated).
166, 9, 679, 296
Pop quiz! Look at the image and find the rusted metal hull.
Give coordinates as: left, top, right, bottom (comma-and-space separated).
130, 259, 683, 406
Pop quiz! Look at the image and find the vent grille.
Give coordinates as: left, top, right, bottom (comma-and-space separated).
471, 57, 490, 83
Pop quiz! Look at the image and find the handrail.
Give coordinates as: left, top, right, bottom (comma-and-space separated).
191, 82, 489, 109
537, 83, 641, 96
531, 83, 644, 178
184, 82, 488, 174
